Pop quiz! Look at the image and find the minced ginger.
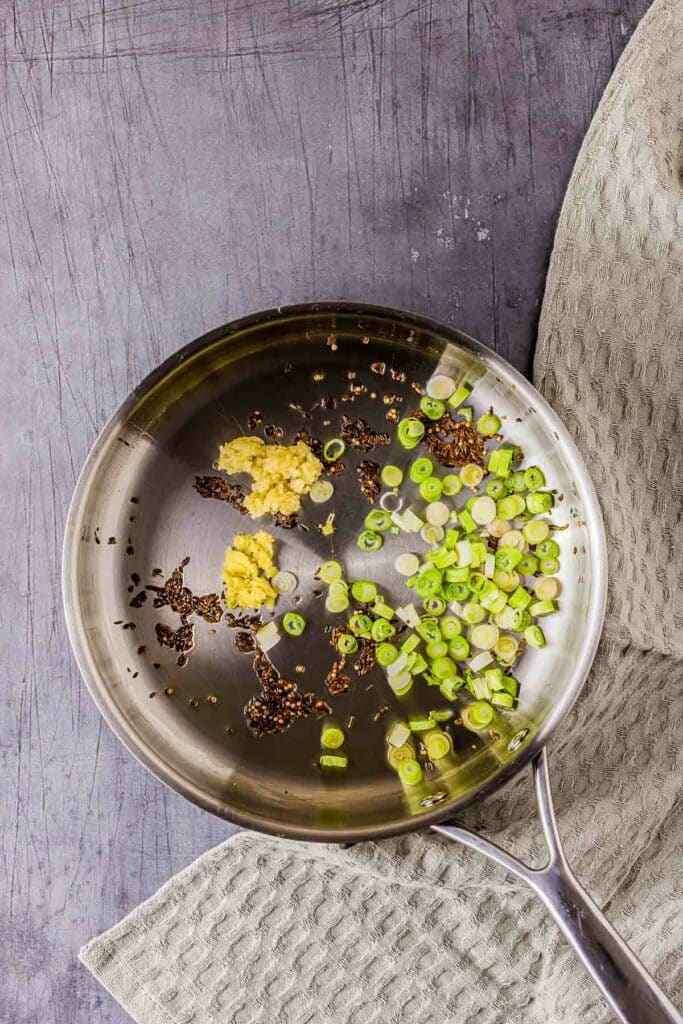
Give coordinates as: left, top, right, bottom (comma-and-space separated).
217, 436, 322, 518
223, 531, 278, 610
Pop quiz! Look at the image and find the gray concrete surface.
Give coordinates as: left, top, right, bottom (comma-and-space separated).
1, 1, 649, 1021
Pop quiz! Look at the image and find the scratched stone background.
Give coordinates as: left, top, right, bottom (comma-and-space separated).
0, 1, 651, 1022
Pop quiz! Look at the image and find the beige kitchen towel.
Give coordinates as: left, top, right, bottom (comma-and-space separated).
80, 1, 683, 1021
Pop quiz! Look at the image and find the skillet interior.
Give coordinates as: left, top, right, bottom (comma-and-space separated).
63, 303, 606, 840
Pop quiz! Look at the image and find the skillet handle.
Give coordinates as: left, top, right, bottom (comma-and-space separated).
432, 749, 682, 1024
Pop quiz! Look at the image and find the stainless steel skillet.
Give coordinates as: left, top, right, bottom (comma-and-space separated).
63, 303, 681, 1024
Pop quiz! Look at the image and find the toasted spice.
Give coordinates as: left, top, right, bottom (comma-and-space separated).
353, 638, 377, 676
386, 407, 400, 423
108, 537, 117, 545
247, 410, 263, 429
245, 652, 330, 736
192, 592, 223, 623
129, 590, 148, 609
357, 460, 381, 504
390, 369, 406, 382
373, 704, 390, 722
326, 460, 346, 478
330, 624, 352, 651
150, 559, 222, 623
225, 612, 262, 631
193, 475, 247, 514
234, 630, 256, 653
272, 511, 298, 530
422, 413, 486, 467
326, 658, 352, 696
293, 430, 323, 460
155, 620, 194, 654
371, 362, 386, 375
263, 424, 284, 441
340, 415, 390, 453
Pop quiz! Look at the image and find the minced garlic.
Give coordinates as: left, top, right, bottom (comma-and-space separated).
217, 436, 323, 518
222, 531, 278, 610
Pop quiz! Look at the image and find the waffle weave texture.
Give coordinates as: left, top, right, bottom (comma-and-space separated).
81, 2, 683, 1020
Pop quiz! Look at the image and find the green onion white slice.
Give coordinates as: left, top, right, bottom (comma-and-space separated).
256, 621, 280, 652
534, 576, 560, 600
395, 552, 420, 577
426, 374, 455, 400
470, 496, 496, 525
425, 501, 449, 526
272, 571, 298, 595
309, 479, 334, 503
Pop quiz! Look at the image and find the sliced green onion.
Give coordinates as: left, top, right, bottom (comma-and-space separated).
494, 635, 518, 663
477, 412, 501, 436
387, 742, 416, 770
497, 494, 526, 520
507, 586, 532, 610
509, 470, 527, 493
470, 623, 499, 650
389, 671, 413, 696
420, 396, 446, 420
273, 571, 298, 595
529, 599, 559, 616
536, 538, 560, 559
484, 667, 504, 691
398, 758, 423, 786
439, 615, 461, 639
371, 618, 396, 642
357, 529, 383, 552
509, 608, 531, 631
439, 676, 464, 701
387, 721, 411, 748
524, 625, 546, 647
501, 674, 519, 696
320, 754, 348, 769
428, 545, 456, 568
351, 580, 378, 603
392, 508, 423, 533
470, 496, 496, 525
470, 676, 491, 700
420, 477, 444, 502
534, 576, 560, 600
442, 474, 463, 497
468, 572, 487, 594
320, 560, 343, 584
323, 438, 346, 462
523, 519, 550, 545
462, 602, 486, 625
409, 457, 434, 483
376, 642, 399, 666
426, 639, 448, 660
349, 613, 373, 636
397, 417, 425, 449
400, 634, 421, 654
460, 406, 473, 421
526, 491, 554, 514
517, 553, 539, 575
488, 516, 511, 539
373, 600, 395, 621
431, 709, 455, 722
364, 509, 392, 532
337, 633, 359, 655
416, 618, 441, 643
449, 636, 470, 660
461, 701, 494, 731
495, 546, 524, 572
409, 653, 428, 675
479, 588, 507, 613
381, 464, 404, 488
321, 726, 345, 749
328, 579, 349, 600
423, 595, 446, 616
491, 691, 514, 708
415, 568, 443, 598
487, 447, 513, 478
524, 466, 545, 489
460, 463, 484, 489
425, 501, 450, 526
310, 479, 334, 503
325, 593, 349, 613
431, 656, 456, 679
486, 479, 508, 500
426, 374, 455, 400
381, 492, 404, 514
447, 381, 472, 409
539, 557, 560, 575
425, 729, 453, 761
458, 510, 477, 534
256, 621, 280, 651
493, 569, 519, 593
408, 716, 434, 733
282, 612, 306, 636
395, 603, 421, 628
421, 523, 445, 545
500, 529, 526, 551
395, 552, 420, 577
